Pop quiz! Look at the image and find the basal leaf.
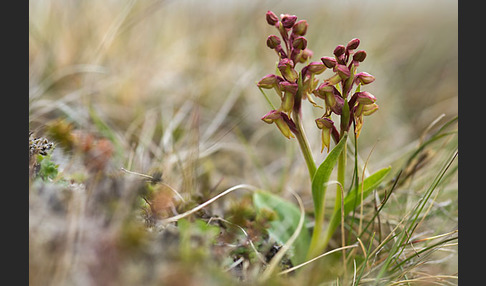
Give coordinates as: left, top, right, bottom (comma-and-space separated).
253, 190, 310, 264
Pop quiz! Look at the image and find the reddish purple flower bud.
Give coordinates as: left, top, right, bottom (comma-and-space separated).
261, 109, 281, 123
355, 91, 377, 105
278, 58, 294, 68
314, 83, 332, 99
355, 72, 375, 85
346, 38, 360, 51
314, 83, 343, 115
334, 64, 351, 79
353, 50, 367, 62
321, 56, 337, 68
280, 81, 298, 94
292, 36, 307, 50
278, 58, 298, 82
266, 35, 281, 49
261, 110, 295, 139
257, 74, 280, 89
315, 116, 334, 130
333, 45, 346, 57
266, 11, 279, 26
306, 61, 326, 74
280, 14, 297, 29
292, 20, 308, 36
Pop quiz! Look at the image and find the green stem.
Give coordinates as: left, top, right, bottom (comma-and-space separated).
335, 143, 347, 213
292, 108, 321, 259
333, 98, 349, 241
308, 205, 324, 259
292, 111, 317, 181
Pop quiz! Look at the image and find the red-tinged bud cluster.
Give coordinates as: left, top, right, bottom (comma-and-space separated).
314, 37, 379, 142
258, 11, 318, 138
263, 11, 312, 67
257, 11, 379, 147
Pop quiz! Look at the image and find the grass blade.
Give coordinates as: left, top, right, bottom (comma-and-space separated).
374, 149, 457, 283
322, 166, 392, 252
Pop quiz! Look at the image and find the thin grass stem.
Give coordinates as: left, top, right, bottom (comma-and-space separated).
278, 244, 358, 276
161, 184, 258, 224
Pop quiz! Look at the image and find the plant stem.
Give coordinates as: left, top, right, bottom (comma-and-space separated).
292, 111, 317, 181
335, 143, 347, 213
308, 206, 324, 259
292, 74, 316, 182
333, 99, 349, 245
292, 109, 321, 259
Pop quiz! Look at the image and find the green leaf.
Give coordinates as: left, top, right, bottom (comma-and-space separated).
326, 166, 392, 240
253, 190, 310, 264
307, 134, 347, 258
311, 133, 348, 220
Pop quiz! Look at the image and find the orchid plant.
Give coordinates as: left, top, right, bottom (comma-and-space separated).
257, 11, 388, 259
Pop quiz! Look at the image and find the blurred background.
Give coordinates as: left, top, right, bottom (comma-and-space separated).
29, 0, 457, 283
29, 0, 458, 171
